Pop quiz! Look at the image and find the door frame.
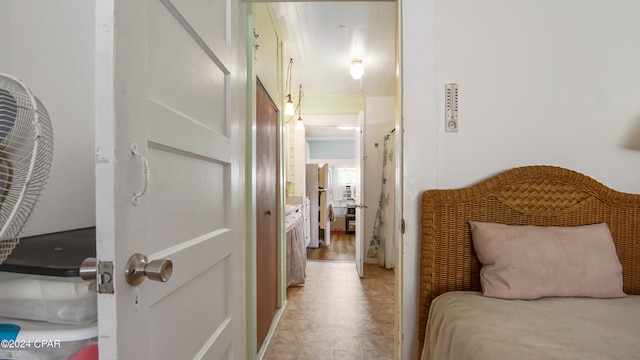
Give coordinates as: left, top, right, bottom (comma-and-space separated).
394, 2, 405, 358
254, 76, 282, 351
245, 6, 287, 359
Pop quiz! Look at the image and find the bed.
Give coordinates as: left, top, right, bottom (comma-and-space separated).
419, 165, 640, 359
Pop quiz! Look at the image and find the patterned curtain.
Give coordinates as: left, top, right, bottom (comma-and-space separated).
367, 132, 395, 269
286, 218, 306, 287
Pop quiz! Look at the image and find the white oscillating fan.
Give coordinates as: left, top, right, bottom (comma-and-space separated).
0, 74, 54, 265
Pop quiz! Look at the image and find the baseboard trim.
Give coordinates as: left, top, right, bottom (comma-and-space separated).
256, 300, 287, 360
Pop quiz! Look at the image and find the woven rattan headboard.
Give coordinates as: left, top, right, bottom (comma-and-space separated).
418, 165, 640, 345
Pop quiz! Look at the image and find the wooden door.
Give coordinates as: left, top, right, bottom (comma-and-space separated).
95, 0, 246, 358
255, 80, 278, 349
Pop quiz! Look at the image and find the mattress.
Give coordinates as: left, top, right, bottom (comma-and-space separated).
422, 291, 640, 360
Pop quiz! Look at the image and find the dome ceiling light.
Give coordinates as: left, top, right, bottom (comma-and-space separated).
349, 58, 364, 80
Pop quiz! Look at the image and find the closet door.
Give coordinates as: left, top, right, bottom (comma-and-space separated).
255, 80, 278, 349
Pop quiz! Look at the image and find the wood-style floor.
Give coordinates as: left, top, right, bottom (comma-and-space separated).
264, 261, 395, 359
306, 232, 355, 261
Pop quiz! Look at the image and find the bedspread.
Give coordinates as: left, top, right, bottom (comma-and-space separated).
422, 292, 640, 360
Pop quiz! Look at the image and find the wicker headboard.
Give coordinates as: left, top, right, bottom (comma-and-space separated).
418, 165, 640, 344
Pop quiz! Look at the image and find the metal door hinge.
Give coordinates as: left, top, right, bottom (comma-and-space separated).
401, 219, 406, 234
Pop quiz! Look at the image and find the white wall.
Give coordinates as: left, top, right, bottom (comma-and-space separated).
401, 0, 640, 358
0, 0, 95, 237
253, 3, 281, 105
363, 96, 395, 263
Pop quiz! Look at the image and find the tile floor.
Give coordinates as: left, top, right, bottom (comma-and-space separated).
264, 261, 395, 360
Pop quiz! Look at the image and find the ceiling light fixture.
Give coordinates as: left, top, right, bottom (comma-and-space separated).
349, 58, 364, 80
284, 58, 295, 116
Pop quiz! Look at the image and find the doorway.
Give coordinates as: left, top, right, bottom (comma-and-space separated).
307, 164, 357, 262
263, 0, 397, 276
248, 0, 401, 358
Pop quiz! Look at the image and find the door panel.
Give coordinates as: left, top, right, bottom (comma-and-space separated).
170, 0, 229, 51
148, 2, 228, 136
95, 0, 246, 358
146, 144, 227, 251
149, 260, 231, 359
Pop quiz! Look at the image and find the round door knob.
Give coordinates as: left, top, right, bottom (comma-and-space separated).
79, 257, 98, 281
125, 253, 173, 286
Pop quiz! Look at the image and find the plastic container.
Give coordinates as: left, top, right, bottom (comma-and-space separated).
0, 316, 97, 360
0, 228, 97, 324
0, 272, 96, 324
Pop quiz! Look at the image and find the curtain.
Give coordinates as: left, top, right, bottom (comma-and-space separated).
286, 217, 306, 287
367, 132, 395, 269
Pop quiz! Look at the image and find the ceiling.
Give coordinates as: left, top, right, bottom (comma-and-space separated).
269, 1, 396, 139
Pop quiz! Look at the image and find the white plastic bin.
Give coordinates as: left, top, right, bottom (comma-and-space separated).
0, 317, 97, 360
0, 272, 96, 324
0, 228, 97, 324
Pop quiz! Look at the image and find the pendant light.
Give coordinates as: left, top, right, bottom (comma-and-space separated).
284, 58, 295, 116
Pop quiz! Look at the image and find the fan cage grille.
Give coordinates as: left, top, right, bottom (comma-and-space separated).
0, 74, 54, 264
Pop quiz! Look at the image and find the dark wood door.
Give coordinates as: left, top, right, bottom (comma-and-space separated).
256, 80, 278, 349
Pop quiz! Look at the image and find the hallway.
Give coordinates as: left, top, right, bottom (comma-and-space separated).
264, 261, 395, 359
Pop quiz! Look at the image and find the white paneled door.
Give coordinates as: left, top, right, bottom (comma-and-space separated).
95, 0, 246, 359
355, 110, 365, 277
